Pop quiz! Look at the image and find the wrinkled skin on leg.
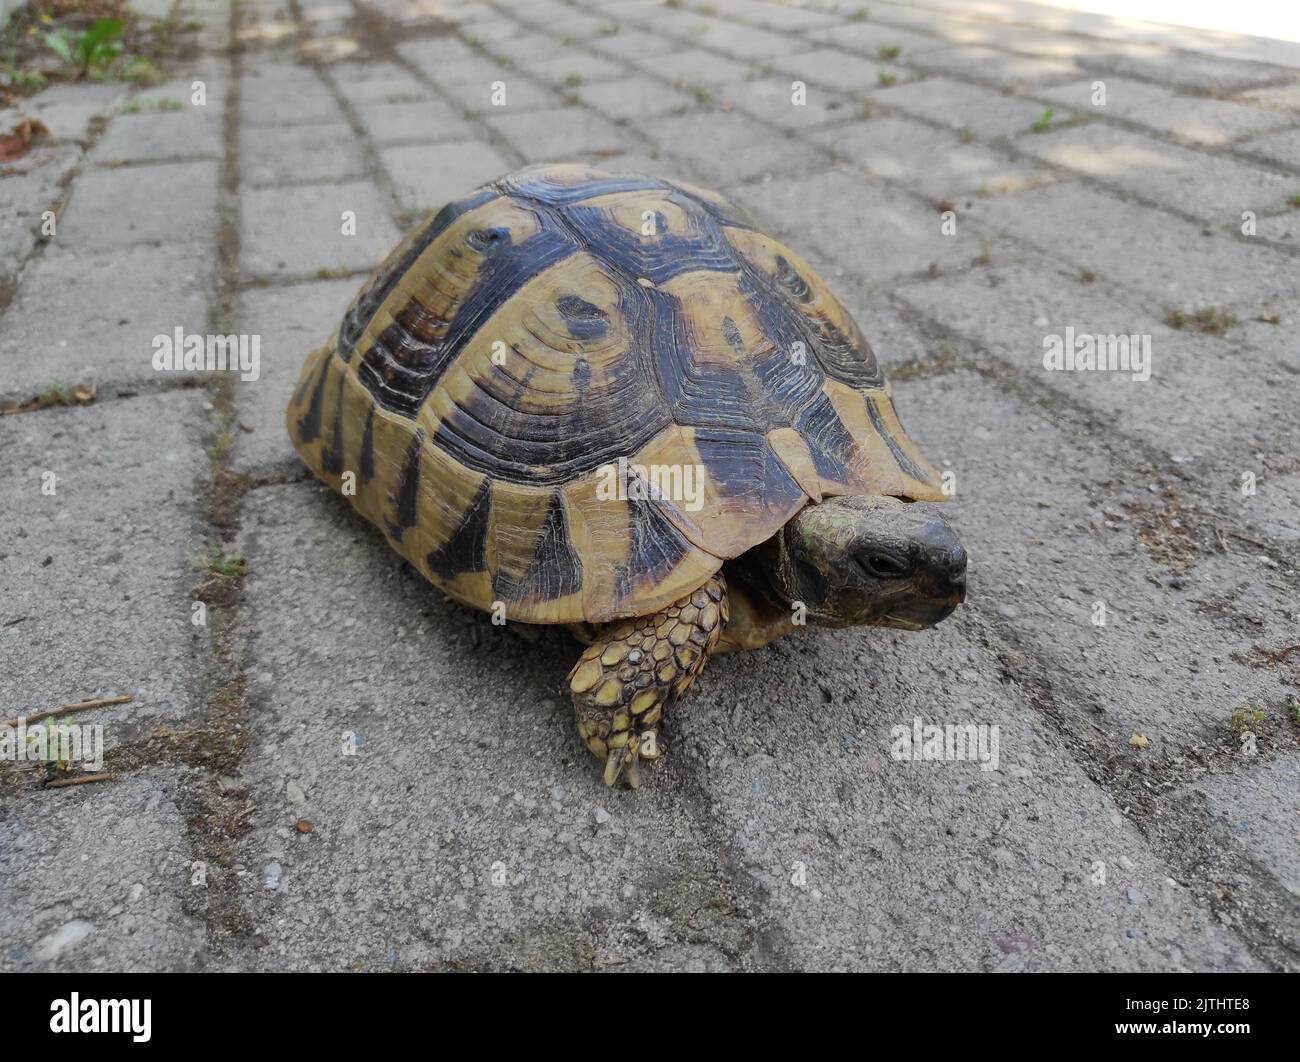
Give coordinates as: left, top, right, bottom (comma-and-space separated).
567, 495, 967, 787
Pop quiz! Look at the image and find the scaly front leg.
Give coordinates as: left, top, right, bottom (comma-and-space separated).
568, 575, 728, 787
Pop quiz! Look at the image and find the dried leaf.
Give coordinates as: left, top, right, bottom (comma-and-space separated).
0, 118, 50, 162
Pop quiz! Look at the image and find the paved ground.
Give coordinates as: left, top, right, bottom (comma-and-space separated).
2, 0, 1299, 972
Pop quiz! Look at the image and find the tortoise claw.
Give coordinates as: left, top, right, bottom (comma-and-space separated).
604, 738, 642, 788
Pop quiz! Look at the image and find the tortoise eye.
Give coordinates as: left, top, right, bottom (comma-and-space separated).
858, 552, 911, 580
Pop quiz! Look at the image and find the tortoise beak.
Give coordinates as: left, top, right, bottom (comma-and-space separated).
881, 536, 967, 629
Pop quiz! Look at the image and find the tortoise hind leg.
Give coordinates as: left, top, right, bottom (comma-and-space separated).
568, 574, 728, 787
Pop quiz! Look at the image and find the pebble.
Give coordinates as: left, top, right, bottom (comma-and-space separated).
286, 779, 306, 805
263, 862, 283, 890
1127, 887, 1141, 904
33, 920, 95, 960
594, 807, 611, 825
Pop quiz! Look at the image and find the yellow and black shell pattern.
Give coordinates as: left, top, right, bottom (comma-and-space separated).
285, 164, 945, 625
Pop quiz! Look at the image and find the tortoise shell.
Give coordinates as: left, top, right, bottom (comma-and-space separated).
286, 164, 945, 624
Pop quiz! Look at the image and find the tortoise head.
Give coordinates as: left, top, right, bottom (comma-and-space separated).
765, 495, 967, 629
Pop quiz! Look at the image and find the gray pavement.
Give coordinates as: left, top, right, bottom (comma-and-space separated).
1, 0, 1298, 971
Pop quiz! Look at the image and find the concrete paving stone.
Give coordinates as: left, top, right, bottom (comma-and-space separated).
352, 99, 476, 146
841, 292, 939, 366
514, 52, 629, 88
190, 14, 233, 53
429, 58, 560, 114
715, 76, 859, 132
90, 110, 224, 165
0, 768, 207, 972
231, 278, 359, 474
458, 16, 532, 45
542, 15, 628, 42
588, 28, 682, 62
868, 75, 1084, 141
815, 115, 1056, 198
764, 48, 908, 96
381, 140, 512, 215
1087, 42, 1294, 95
728, 166, 991, 287
1034, 77, 1295, 147
867, 9, 1093, 59
240, 180, 401, 279
131, 59, 232, 106
1239, 470, 1300, 543
480, 35, 588, 68
582, 0, 666, 14
573, 73, 696, 121
482, 106, 630, 164
9, 82, 128, 142
448, 0, 509, 24
326, 61, 435, 106
1236, 126, 1300, 169
894, 257, 1295, 470
0, 391, 213, 747
436, 0, 500, 24
0, 242, 213, 401
241, 65, 346, 126
235, 7, 298, 46
0, 145, 80, 289
1194, 756, 1300, 901
804, 20, 954, 59
1252, 211, 1299, 246
302, 16, 350, 38
679, 608, 1258, 971
1234, 81, 1300, 112
230, 482, 769, 971
642, 110, 817, 184
908, 45, 1083, 89
494, 0, 573, 25
629, 8, 716, 41
56, 160, 219, 252
969, 182, 1300, 314
682, 23, 794, 62
725, 1, 842, 32
641, 47, 753, 89
118, 90, 219, 123
1016, 122, 1298, 223
239, 121, 369, 186
580, 150, 690, 184
297, 0, 353, 23
1232, 314, 1300, 372
895, 371, 1287, 757
392, 36, 482, 72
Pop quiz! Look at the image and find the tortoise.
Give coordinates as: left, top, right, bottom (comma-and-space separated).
286, 163, 967, 788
